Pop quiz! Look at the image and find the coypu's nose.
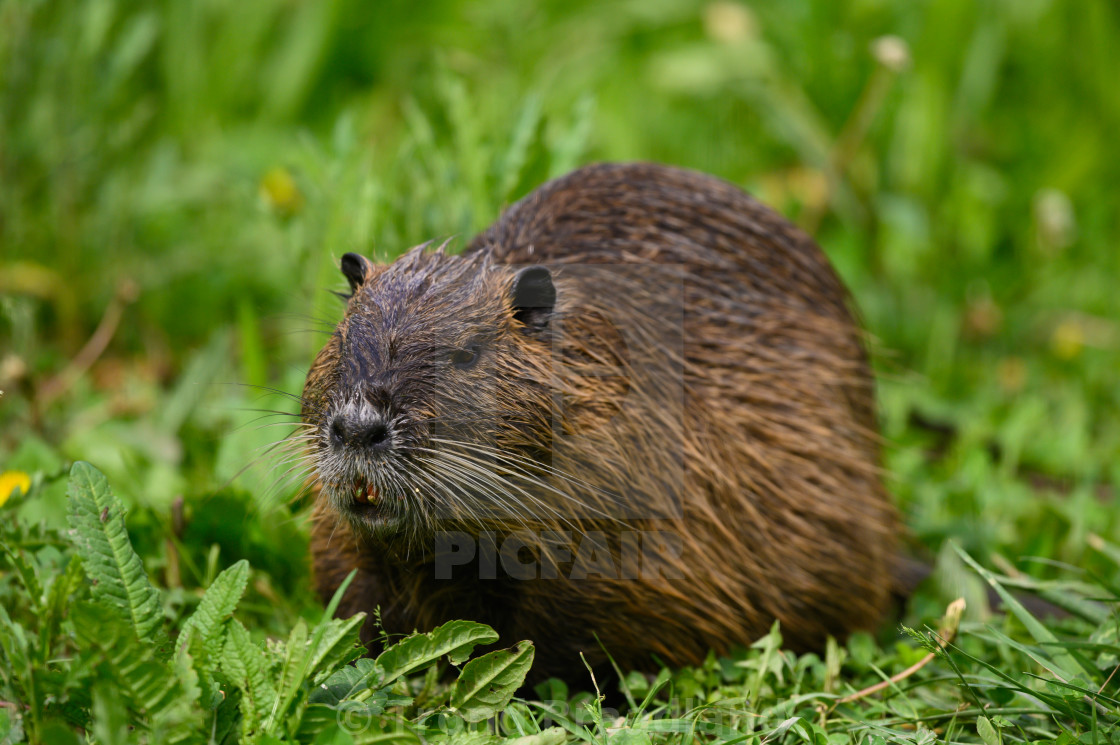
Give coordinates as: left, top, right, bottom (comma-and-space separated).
329, 414, 392, 452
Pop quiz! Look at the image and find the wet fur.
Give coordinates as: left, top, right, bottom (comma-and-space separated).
303, 163, 897, 680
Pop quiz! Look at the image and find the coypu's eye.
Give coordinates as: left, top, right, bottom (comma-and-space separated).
449, 343, 481, 369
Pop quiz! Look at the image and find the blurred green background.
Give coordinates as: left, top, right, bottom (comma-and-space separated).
1, 0, 1117, 616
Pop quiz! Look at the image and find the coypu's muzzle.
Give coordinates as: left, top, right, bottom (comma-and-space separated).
327, 408, 393, 453
317, 389, 421, 533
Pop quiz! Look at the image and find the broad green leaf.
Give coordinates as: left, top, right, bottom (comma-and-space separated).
0, 602, 31, 688
71, 602, 199, 743
1, 542, 44, 610
277, 578, 365, 736
310, 659, 380, 707
298, 568, 365, 686
277, 619, 311, 702
449, 640, 535, 723
180, 558, 250, 661
421, 733, 491, 745
213, 687, 244, 745
269, 618, 311, 732
170, 638, 204, 727
41, 554, 85, 662
307, 614, 366, 684
66, 462, 162, 641
311, 726, 356, 745
91, 680, 131, 745
222, 619, 278, 734
37, 723, 81, 745
607, 730, 653, 745
977, 716, 998, 745
298, 705, 351, 742
766, 717, 805, 740
508, 729, 568, 745
298, 704, 421, 745
373, 620, 500, 690
309, 659, 411, 712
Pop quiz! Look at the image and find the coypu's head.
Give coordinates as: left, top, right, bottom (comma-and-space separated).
302, 245, 558, 543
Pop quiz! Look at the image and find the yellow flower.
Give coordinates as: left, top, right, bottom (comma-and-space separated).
0, 470, 31, 506
703, 1, 757, 44
259, 166, 303, 216
1051, 320, 1084, 360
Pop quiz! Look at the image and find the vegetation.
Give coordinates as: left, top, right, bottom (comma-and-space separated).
1, 0, 1117, 742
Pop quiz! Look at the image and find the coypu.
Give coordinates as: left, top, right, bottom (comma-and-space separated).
301, 162, 898, 680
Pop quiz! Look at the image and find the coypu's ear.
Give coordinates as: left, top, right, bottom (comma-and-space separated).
340, 253, 374, 297
511, 266, 556, 328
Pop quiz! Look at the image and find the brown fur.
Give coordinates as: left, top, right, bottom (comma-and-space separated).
302, 162, 897, 681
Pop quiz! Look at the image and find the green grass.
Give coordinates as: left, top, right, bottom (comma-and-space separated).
2, 463, 1118, 744
1, 0, 1119, 742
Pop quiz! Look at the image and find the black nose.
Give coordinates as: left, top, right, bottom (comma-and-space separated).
329, 415, 392, 451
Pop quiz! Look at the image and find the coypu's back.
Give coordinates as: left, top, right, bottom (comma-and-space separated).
307, 162, 897, 681
467, 162, 878, 432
